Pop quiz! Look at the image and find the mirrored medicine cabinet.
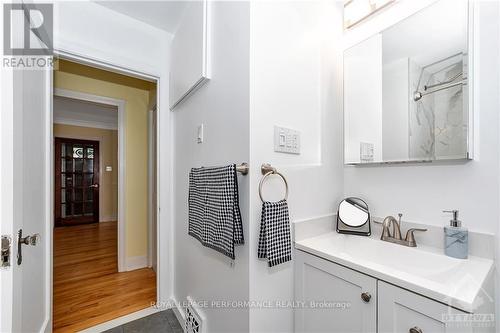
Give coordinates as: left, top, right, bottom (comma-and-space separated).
344, 0, 472, 165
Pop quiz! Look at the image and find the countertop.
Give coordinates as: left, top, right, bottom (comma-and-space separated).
295, 232, 494, 313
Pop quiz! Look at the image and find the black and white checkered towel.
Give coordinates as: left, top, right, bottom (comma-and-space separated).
188, 164, 244, 260
258, 200, 292, 267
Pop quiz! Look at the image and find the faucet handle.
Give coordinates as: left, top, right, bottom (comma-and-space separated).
405, 228, 427, 247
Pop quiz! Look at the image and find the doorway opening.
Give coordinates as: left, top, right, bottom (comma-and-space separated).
52, 59, 159, 332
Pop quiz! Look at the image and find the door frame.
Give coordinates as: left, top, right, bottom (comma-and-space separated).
54, 88, 128, 272
53, 48, 166, 305
52, 48, 167, 330
147, 108, 156, 269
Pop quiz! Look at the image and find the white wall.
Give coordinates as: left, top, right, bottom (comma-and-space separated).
52, 1, 173, 302
171, 2, 344, 331
250, 1, 323, 166
54, 1, 170, 76
172, 2, 251, 332
344, 0, 499, 235
170, 2, 344, 332
249, 1, 344, 331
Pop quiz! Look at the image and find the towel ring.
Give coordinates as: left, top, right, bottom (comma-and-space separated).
259, 164, 289, 202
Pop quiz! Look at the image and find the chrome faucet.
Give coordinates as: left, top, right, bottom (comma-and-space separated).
380, 213, 427, 247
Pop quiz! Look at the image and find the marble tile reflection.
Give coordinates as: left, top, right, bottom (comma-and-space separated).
409, 54, 467, 160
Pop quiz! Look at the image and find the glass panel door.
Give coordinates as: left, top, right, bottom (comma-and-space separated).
55, 138, 99, 226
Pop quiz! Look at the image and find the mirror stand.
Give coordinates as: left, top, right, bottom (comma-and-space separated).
336, 197, 371, 236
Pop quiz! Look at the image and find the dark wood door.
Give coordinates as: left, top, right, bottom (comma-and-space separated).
55, 138, 99, 226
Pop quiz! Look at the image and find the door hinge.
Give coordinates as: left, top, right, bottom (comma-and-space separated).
1, 235, 12, 269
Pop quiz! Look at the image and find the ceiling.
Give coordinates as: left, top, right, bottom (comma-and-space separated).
54, 96, 118, 130
95, 1, 188, 34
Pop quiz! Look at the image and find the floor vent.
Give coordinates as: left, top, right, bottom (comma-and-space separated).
185, 296, 204, 333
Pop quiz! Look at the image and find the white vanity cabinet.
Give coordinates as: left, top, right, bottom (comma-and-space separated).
295, 250, 477, 333
378, 281, 472, 333
294, 250, 377, 332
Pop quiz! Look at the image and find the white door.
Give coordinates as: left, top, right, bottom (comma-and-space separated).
0, 64, 52, 331
294, 250, 377, 333
378, 281, 473, 333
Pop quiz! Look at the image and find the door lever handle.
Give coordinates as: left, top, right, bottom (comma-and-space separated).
17, 229, 40, 265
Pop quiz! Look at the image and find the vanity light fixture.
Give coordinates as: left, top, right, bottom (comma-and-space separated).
344, 0, 395, 30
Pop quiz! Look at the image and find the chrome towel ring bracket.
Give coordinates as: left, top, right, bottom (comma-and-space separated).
259, 163, 289, 203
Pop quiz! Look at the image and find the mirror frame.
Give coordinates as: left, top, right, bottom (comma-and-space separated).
343, 0, 474, 165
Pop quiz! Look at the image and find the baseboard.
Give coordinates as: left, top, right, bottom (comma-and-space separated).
100, 216, 117, 223
171, 297, 186, 331
126, 255, 148, 271
78, 306, 160, 332
41, 317, 51, 333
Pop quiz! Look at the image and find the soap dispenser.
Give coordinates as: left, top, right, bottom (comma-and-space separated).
443, 210, 468, 259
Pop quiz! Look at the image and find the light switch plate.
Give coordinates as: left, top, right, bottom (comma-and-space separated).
274, 126, 300, 154
360, 142, 374, 162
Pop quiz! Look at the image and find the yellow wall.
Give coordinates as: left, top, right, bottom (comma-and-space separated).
55, 61, 154, 259
54, 124, 118, 220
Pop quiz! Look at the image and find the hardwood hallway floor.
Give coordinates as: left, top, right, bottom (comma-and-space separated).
54, 222, 156, 333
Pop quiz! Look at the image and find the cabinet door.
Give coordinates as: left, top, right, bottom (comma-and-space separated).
295, 250, 377, 333
378, 281, 473, 333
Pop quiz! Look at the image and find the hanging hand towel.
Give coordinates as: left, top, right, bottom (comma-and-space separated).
258, 200, 292, 267
188, 164, 244, 260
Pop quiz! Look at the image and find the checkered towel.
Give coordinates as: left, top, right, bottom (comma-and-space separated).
188, 164, 244, 260
258, 200, 292, 267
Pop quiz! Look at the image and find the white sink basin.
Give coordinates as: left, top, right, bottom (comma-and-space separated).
295, 232, 494, 313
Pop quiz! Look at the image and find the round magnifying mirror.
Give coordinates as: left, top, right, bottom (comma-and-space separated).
337, 197, 371, 236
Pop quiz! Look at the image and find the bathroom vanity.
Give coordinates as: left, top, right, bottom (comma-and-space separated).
294, 232, 494, 333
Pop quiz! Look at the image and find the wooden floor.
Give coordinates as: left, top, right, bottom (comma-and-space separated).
54, 222, 156, 333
